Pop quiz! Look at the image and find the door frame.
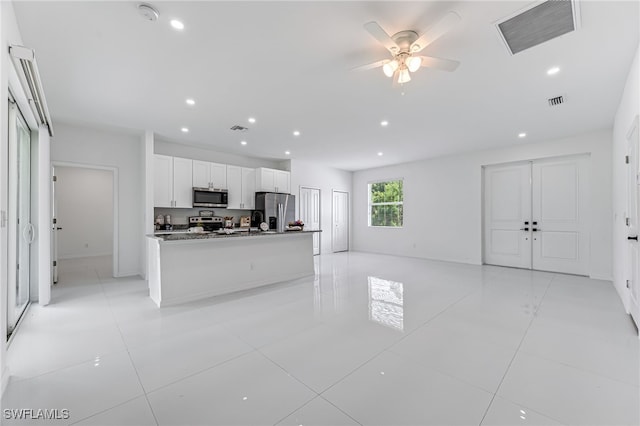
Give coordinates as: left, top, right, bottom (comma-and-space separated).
299, 185, 321, 255
51, 161, 119, 278
482, 154, 591, 274
332, 190, 349, 253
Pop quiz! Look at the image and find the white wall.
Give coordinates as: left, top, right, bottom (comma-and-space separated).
51, 123, 142, 277
353, 130, 613, 280
155, 139, 285, 169
55, 166, 113, 259
612, 45, 640, 309
289, 159, 353, 254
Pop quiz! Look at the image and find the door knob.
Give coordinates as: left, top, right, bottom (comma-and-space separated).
629, 236, 639, 241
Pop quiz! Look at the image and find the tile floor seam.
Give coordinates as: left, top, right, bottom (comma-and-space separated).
97, 273, 160, 426
315, 291, 478, 398
66, 394, 147, 426
515, 346, 640, 389
317, 395, 365, 426
141, 349, 259, 396
478, 274, 560, 426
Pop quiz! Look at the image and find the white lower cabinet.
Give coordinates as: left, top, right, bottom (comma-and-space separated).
227, 165, 255, 209
154, 155, 193, 208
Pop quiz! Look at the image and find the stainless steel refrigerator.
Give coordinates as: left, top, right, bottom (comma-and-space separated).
255, 192, 295, 232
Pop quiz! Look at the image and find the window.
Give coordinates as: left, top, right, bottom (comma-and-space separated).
368, 180, 403, 227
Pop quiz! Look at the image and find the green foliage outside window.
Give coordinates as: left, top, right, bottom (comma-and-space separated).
369, 180, 403, 227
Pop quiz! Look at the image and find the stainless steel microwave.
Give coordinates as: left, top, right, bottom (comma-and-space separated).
193, 188, 228, 208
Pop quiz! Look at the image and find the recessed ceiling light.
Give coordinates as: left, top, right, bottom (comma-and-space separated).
248, 117, 256, 124
185, 98, 195, 106
170, 19, 184, 30
293, 130, 300, 136
285, 151, 291, 155
547, 66, 560, 76
377, 152, 383, 156
518, 132, 526, 138
181, 127, 189, 133
380, 120, 389, 127
240, 140, 247, 145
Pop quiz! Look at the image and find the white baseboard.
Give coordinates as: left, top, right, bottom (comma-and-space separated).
1, 366, 10, 397
58, 252, 112, 260
113, 270, 143, 278
589, 274, 613, 281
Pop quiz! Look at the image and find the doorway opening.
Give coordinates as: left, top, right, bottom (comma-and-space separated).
51, 163, 117, 285
483, 155, 589, 275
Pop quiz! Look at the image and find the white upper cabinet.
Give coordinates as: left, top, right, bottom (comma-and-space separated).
227, 165, 255, 209
193, 160, 227, 189
274, 170, 290, 194
154, 154, 173, 208
154, 155, 193, 208
242, 167, 256, 210
172, 157, 193, 208
256, 167, 290, 193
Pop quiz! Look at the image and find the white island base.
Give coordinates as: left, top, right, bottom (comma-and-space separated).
147, 232, 315, 307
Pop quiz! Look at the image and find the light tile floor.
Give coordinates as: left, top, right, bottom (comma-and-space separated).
2, 253, 638, 425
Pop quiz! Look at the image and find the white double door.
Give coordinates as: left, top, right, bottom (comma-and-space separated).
625, 119, 640, 330
484, 156, 589, 275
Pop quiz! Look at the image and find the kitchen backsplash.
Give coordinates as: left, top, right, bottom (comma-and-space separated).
154, 208, 251, 225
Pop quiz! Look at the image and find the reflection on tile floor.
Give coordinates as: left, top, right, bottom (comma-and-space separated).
2, 253, 638, 425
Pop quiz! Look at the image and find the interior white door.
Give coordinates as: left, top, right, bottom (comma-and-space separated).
484, 162, 532, 269
300, 187, 320, 255
626, 119, 640, 330
52, 166, 59, 284
333, 190, 349, 253
532, 156, 589, 275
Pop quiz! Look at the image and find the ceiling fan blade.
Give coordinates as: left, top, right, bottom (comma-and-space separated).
363, 21, 399, 53
351, 59, 388, 72
410, 11, 461, 53
418, 56, 460, 72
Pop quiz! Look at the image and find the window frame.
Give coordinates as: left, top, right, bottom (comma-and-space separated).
367, 178, 404, 228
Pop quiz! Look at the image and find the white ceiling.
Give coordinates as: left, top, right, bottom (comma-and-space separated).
12, 1, 639, 171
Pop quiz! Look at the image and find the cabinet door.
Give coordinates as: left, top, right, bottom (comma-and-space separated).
154, 154, 173, 207
226, 165, 242, 209
256, 167, 276, 192
210, 162, 227, 189
173, 157, 193, 208
242, 167, 256, 209
192, 160, 211, 188
275, 170, 290, 193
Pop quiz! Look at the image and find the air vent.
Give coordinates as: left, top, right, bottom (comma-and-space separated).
496, 0, 580, 55
548, 95, 565, 107
230, 125, 249, 132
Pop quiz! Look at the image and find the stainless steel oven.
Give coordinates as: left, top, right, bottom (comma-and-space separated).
193, 188, 228, 208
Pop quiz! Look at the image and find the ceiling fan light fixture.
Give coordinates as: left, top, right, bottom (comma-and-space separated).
382, 59, 399, 77
406, 56, 422, 72
397, 68, 411, 84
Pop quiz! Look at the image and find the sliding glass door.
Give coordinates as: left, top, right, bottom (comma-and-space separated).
7, 97, 32, 338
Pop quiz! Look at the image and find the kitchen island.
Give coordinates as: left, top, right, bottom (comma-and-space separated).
147, 230, 319, 307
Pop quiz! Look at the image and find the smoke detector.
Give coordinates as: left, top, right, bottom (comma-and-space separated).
138, 3, 159, 22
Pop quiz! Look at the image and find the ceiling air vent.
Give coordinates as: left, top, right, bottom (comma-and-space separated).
496, 0, 581, 55
548, 95, 565, 107
230, 125, 249, 132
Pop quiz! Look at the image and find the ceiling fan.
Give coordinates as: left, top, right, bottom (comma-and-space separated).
355, 11, 461, 85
